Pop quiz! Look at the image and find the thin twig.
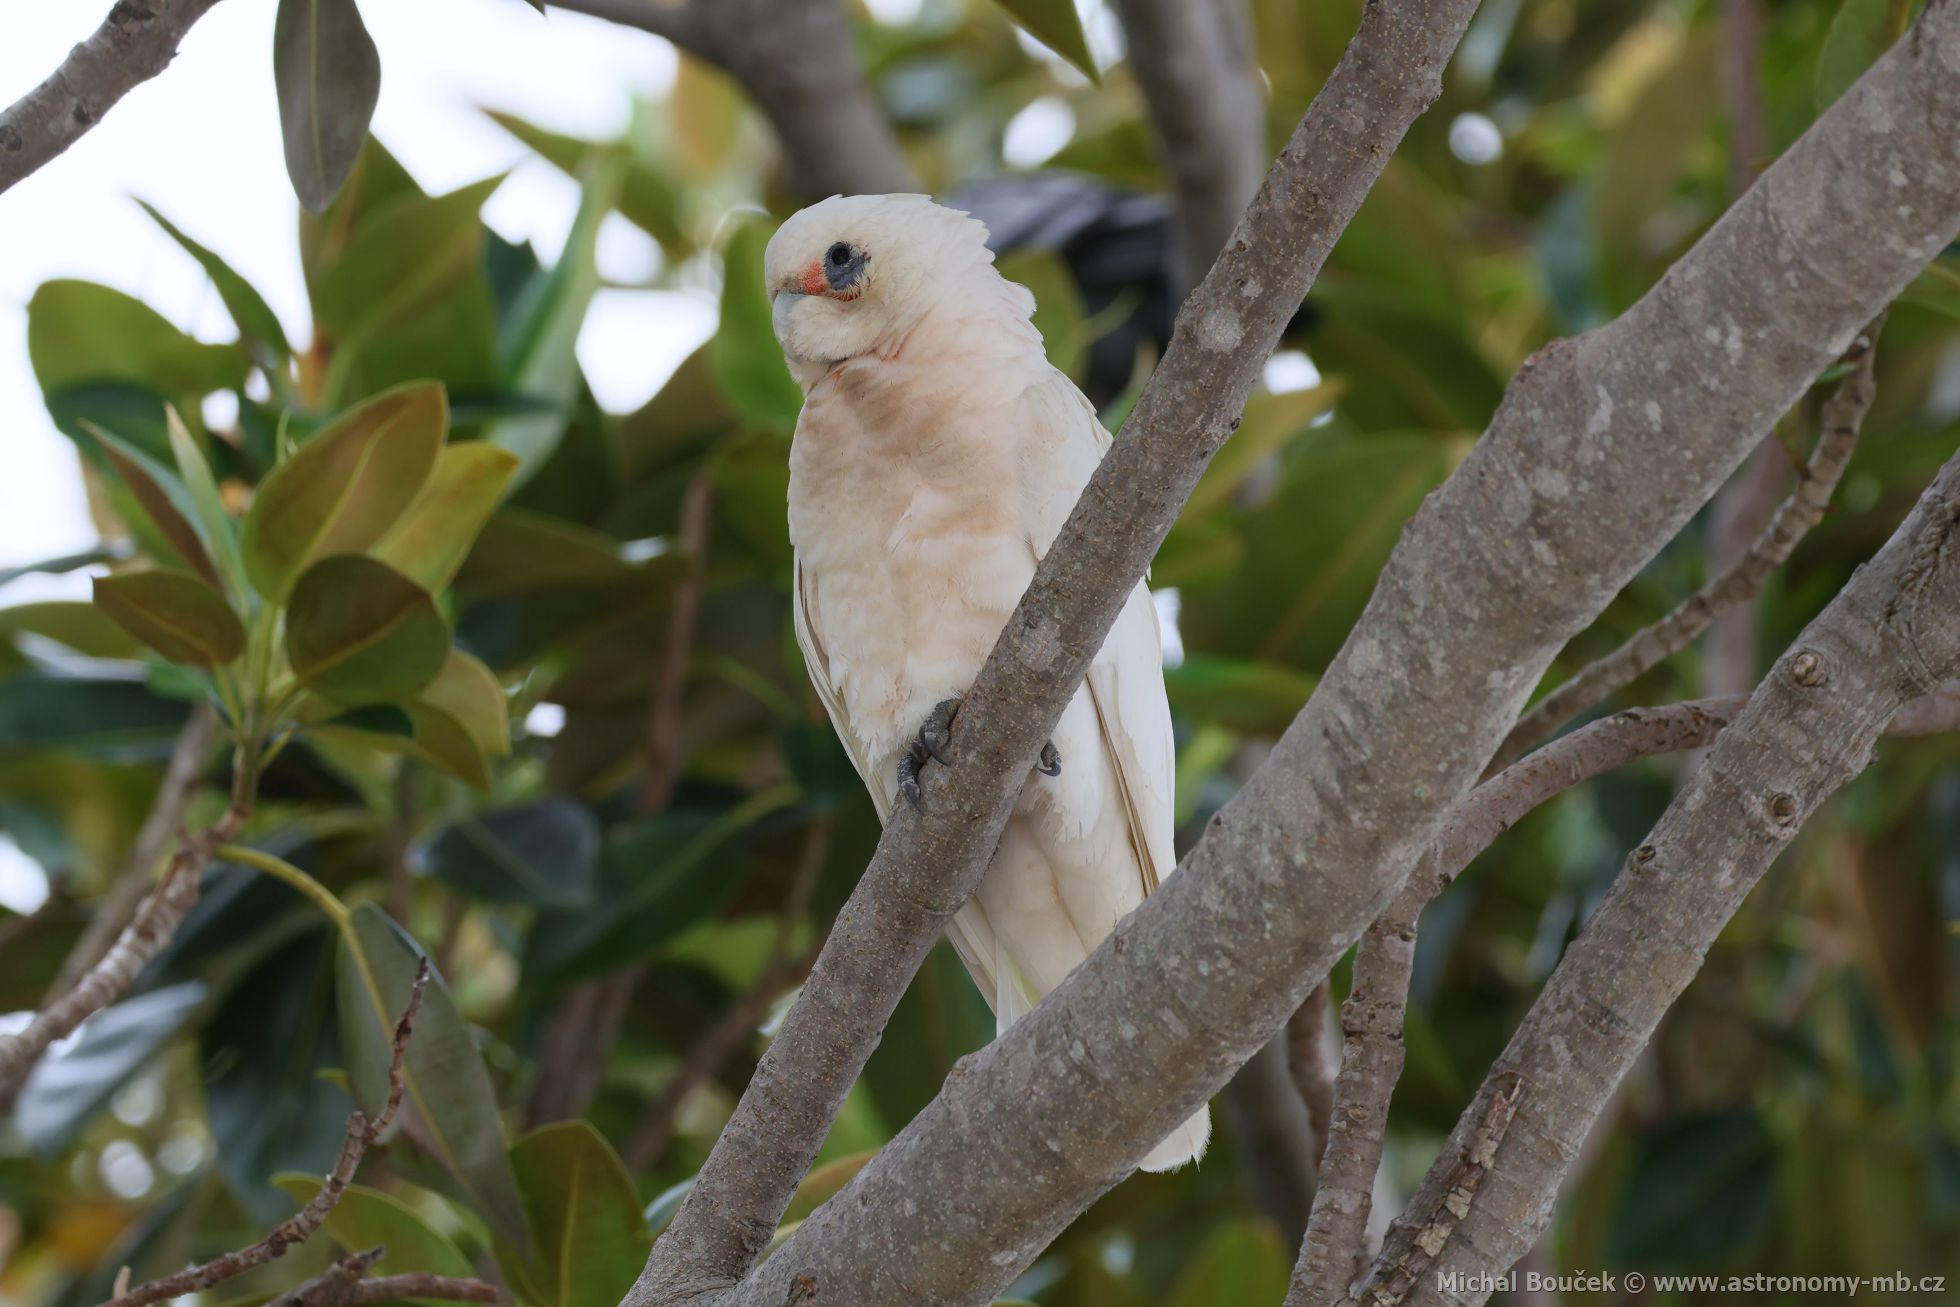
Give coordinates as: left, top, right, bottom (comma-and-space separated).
1492, 315, 1886, 773
548, 0, 700, 47
0, 744, 249, 1112
50, 704, 220, 998
623, 820, 831, 1172
641, 474, 714, 815
266, 1248, 498, 1307
0, 0, 227, 196
102, 964, 433, 1307
1287, 978, 1337, 1154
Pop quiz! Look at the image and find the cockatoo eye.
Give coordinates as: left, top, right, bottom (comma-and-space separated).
826, 242, 852, 268
821, 242, 869, 296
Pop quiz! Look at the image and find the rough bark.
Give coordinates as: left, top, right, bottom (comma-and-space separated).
1370, 443, 1960, 1307
1492, 316, 1883, 771
551, 0, 916, 198
627, 5, 1485, 1303
707, 7, 1960, 1303
1114, 0, 1268, 288
0, 0, 225, 196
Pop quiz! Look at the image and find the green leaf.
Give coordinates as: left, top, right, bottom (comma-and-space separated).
997, 251, 1089, 378
405, 703, 493, 791
484, 110, 683, 248
0, 673, 190, 761
93, 570, 245, 668
243, 382, 448, 601
310, 176, 506, 339
86, 424, 221, 585
26, 279, 248, 398
0, 601, 142, 660
1181, 383, 1342, 521
1606, 1110, 1780, 1268
711, 221, 803, 430
372, 442, 522, 594
286, 556, 450, 704
166, 406, 252, 601
334, 903, 529, 1250
493, 1122, 651, 1307
417, 649, 511, 758
137, 200, 292, 366
992, 0, 1100, 82
454, 509, 638, 595
1163, 655, 1318, 734
1815, 0, 1914, 113
414, 799, 599, 909
274, 0, 384, 212
273, 1174, 475, 1289
1164, 1220, 1291, 1307
488, 155, 623, 488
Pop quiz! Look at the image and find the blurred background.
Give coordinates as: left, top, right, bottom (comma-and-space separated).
1, 0, 1957, 1302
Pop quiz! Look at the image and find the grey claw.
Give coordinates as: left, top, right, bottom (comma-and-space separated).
1037, 739, 1061, 777
919, 696, 961, 767
898, 739, 930, 811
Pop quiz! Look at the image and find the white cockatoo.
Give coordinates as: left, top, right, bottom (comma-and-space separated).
765, 194, 1208, 1171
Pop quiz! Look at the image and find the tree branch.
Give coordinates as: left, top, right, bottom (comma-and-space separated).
1114, 0, 1268, 288
625, 5, 1485, 1302
551, 0, 915, 198
49, 703, 220, 998
265, 1249, 499, 1307
1286, 678, 1959, 1305
702, 8, 1960, 1303
105, 963, 437, 1307
1492, 314, 1884, 772
0, 743, 249, 1112
1369, 440, 1960, 1307
0, 0, 226, 197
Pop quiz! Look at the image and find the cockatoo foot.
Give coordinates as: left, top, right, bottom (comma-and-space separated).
898, 697, 1061, 809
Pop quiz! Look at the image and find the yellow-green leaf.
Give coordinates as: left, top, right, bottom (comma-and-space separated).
993, 0, 1100, 82
286, 556, 449, 704
711, 221, 802, 430
493, 1122, 651, 1307
92, 570, 245, 668
86, 423, 221, 586
373, 442, 522, 593
272, 1174, 474, 1291
781, 1151, 876, 1226
417, 649, 510, 758
243, 382, 447, 601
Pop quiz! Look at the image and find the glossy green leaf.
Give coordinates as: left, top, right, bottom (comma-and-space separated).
1181, 383, 1342, 520
414, 798, 599, 908
87, 423, 221, 585
1164, 1220, 1291, 1307
1815, 0, 1913, 113
274, 1174, 475, 1287
286, 556, 449, 704
488, 155, 623, 488
243, 381, 447, 601
997, 251, 1089, 379
15, 982, 206, 1156
0, 601, 143, 660
454, 509, 638, 595
711, 221, 803, 430
1163, 655, 1318, 734
334, 903, 529, 1249
406, 703, 494, 791
484, 109, 683, 247
417, 649, 510, 758
0, 673, 190, 761
273, 0, 384, 211
372, 442, 521, 593
26, 279, 248, 398
93, 570, 245, 668
992, 0, 1100, 82
138, 200, 292, 365
1606, 1110, 1780, 1268
310, 176, 505, 338
166, 406, 252, 601
493, 1122, 651, 1307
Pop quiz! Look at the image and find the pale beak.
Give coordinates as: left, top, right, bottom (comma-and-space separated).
772, 289, 808, 339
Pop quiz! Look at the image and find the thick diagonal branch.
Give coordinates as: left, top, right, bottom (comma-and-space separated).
550, 0, 914, 198
0, 0, 226, 196
1369, 443, 1960, 1307
716, 8, 1960, 1304
1492, 316, 1885, 772
625, 5, 1486, 1304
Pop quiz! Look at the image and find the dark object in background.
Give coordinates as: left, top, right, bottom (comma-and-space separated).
952, 173, 1316, 407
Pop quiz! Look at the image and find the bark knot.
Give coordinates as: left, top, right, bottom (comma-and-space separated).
1789, 650, 1826, 686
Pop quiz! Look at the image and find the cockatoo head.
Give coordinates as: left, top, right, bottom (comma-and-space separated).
765, 194, 1000, 387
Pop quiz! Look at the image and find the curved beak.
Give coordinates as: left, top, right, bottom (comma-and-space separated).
771, 289, 808, 340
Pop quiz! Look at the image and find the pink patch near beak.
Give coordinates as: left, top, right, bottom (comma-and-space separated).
800, 261, 829, 297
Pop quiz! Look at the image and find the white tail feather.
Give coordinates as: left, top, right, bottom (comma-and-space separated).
1139, 1107, 1211, 1172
